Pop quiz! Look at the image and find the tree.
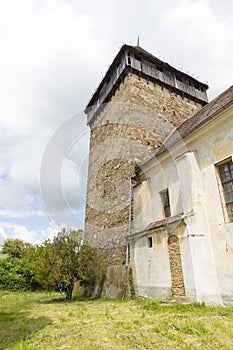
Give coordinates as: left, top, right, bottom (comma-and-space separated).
32, 229, 106, 300
0, 244, 39, 291
2, 239, 32, 259
78, 244, 106, 296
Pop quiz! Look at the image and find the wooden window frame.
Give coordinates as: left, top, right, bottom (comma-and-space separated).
216, 157, 233, 223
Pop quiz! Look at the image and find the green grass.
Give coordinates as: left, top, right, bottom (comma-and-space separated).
1, 291, 233, 349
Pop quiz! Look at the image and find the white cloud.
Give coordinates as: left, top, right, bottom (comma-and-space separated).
0, 0, 102, 224
0, 228, 7, 248
0, 221, 71, 245
156, 0, 233, 98
0, 0, 232, 243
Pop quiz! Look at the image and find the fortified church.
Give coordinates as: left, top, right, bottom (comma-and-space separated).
84, 44, 233, 305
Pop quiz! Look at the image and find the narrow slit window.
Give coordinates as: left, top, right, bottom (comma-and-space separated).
127, 52, 131, 65
134, 55, 141, 62
148, 237, 153, 248
134, 55, 142, 70
161, 189, 171, 218
156, 66, 163, 72
217, 160, 233, 222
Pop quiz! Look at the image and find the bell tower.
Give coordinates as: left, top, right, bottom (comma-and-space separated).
84, 44, 208, 298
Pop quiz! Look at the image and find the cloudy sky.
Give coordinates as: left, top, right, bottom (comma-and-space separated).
0, 0, 232, 246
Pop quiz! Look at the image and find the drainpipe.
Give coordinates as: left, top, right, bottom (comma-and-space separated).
126, 176, 133, 268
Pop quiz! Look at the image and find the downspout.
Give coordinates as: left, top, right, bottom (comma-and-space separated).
126, 176, 133, 268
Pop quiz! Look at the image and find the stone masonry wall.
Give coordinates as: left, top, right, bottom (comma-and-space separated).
85, 72, 204, 266
168, 235, 186, 297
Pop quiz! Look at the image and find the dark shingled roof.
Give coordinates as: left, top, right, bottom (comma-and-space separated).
156, 85, 233, 156
85, 44, 208, 111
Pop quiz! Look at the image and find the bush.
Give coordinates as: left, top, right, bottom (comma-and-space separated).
0, 257, 37, 291
32, 230, 106, 300
78, 244, 106, 289
2, 239, 32, 259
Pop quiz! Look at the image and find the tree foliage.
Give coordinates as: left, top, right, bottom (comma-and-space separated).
2, 239, 32, 259
32, 229, 105, 300
0, 258, 30, 290
0, 242, 39, 291
78, 245, 106, 289
0, 230, 106, 298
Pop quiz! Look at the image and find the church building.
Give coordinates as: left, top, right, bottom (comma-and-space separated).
130, 85, 233, 305
84, 44, 233, 304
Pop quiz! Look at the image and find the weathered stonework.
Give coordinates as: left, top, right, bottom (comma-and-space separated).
84, 42, 209, 299
167, 235, 186, 297
107, 74, 203, 127
101, 265, 128, 299
85, 72, 204, 269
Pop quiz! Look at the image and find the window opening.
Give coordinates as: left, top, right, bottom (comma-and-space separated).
134, 55, 141, 61
161, 189, 171, 218
148, 237, 153, 248
127, 52, 131, 65
156, 66, 163, 72
218, 160, 233, 222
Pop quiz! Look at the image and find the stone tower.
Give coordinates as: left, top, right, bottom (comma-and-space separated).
84, 44, 208, 298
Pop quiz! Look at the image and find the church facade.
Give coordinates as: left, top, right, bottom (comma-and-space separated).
84, 44, 233, 304
130, 86, 233, 305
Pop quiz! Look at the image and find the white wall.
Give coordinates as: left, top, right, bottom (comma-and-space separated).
131, 105, 233, 305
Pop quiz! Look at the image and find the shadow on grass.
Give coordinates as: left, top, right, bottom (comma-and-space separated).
39, 294, 99, 304
0, 311, 51, 350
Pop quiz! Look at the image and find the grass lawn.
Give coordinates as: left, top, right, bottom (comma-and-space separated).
1, 291, 233, 349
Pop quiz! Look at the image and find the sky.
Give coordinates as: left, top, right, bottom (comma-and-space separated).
0, 0, 232, 247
